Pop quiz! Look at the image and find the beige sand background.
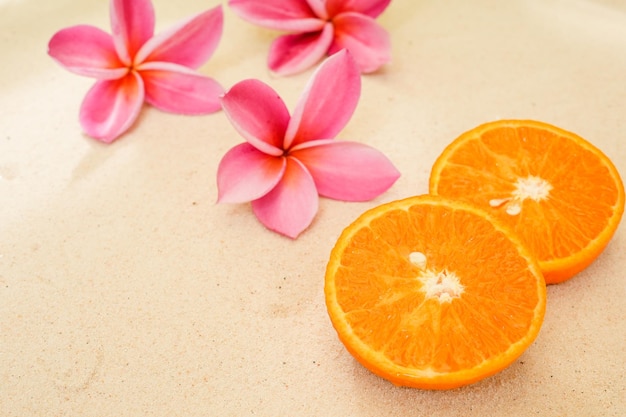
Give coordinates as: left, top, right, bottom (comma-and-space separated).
1, 0, 625, 416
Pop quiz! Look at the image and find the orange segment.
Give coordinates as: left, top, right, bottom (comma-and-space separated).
429, 120, 625, 284
325, 195, 546, 390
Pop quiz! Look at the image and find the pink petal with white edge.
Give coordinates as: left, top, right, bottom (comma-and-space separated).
217, 143, 286, 204
79, 72, 144, 142
268, 23, 333, 77
229, 0, 324, 32
110, 0, 155, 65
220, 79, 290, 156
139, 62, 223, 114
329, 12, 390, 73
284, 49, 360, 149
252, 157, 319, 239
290, 139, 400, 201
325, 0, 391, 18
135, 5, 223, 69
48, 25, 128, 79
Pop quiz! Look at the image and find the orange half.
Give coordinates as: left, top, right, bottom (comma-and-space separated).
429, 120, 625, 284
325, 195, 546, 389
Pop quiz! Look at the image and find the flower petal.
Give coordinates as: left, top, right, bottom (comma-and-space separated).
48, 25, 127, 79
139, 62, 223, 114
229, 0, 324, 32
329, 12, 390, 73
305, 0, 328, 19
135, 5, 223, 69
252, 157, 319, 239
268, 23, 333, 77
217, 143, 286, 204
79, 72, 144, 142
220, 79, 289, 156
290, 139, 400, 201
110, 0, 155, 65
325, 0, 391, 18
284, 49, 360, 149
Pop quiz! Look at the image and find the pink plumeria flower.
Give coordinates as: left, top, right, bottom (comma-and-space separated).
229, 0, 391, 76
217, 50, 400, 238
48, 0, 224, 142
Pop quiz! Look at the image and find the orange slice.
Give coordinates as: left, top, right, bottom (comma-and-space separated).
324, 195, 546, 390
429, 120, 625, 284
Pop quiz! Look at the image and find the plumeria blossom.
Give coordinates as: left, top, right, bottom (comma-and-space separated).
217, 50, 400, 238
229, 0, 391, 76
48, 0, 224, 142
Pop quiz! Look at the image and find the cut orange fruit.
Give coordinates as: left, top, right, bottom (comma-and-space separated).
429, 120, 625, 284
324, 195, 546, 390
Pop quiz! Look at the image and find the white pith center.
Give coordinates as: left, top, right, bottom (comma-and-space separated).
410, 252, 464, 303
489, 175, 553, 216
